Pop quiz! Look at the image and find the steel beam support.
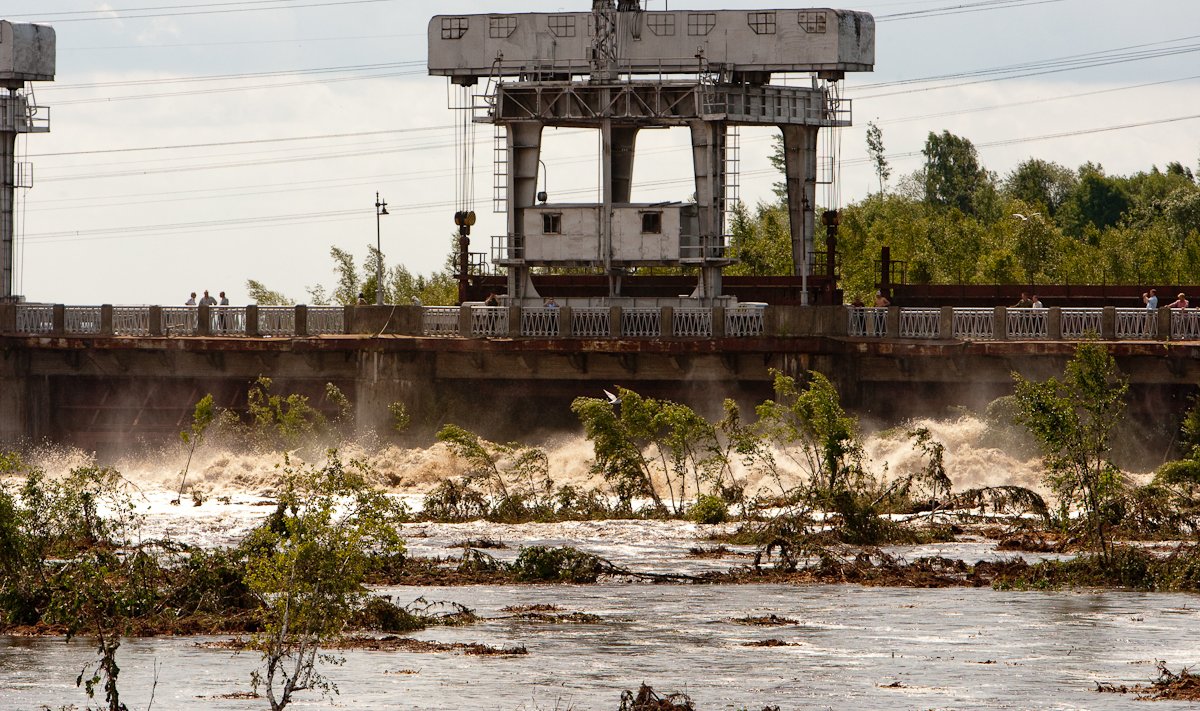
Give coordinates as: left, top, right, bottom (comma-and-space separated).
781, 124, 819, 305
506, 122, 544, 301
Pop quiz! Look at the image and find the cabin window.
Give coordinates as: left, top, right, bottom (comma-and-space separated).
441, 17, 469, 40
647, 15, 676, 36
687, 13, 716, 36
798, 11, 828, 34
747, 12, 777, 35
543, 213, 562, 234
489, 16, 517, 39
548, 15, 577, 38
641, 212, 663, 234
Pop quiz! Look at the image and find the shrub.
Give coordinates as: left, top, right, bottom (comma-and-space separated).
688, 494, 729, 525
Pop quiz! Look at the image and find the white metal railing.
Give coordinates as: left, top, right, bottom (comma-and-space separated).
65, 306, 102, 335
162, 307, 198, 336
673, 308, 712, 338
112, 306, 150, 336
1061, 308, 1103, 339
1116, 308, 1157, 339
521, 307, 560, 337
899, 308, 940, 339
209, 307, 246, 336
422, 307, 460, 337
726, 304, 765, 337
572, 307, 610, 337
848, 307, 887, 337
622, 308, 661, 337
1172, 309, 1200, 340
307, 307, 344, 335
15, 305, 53, 334
953, 308, 995, 341
1006, 308, 1048, 340
471, 306, 509, 337
257, 306, 296, 337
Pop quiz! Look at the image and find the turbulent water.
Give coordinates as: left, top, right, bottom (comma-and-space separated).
2, 414, 1190, 710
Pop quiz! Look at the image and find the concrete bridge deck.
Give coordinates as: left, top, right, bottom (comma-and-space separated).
2, 303, 1198, 452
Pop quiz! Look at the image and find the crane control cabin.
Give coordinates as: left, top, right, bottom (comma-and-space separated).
428, 3, 874, 306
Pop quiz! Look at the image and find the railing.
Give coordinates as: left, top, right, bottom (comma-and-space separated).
210, 307, 247, 337
422, 307, 460, 337
470, 306, 508, 337
307, 307, 344, 336
673, 308, 712, 338
113, 306, 151, 336
162, 307, 198, 336
622, 308, 661, 337
899, 308, 940, 339
15, 305, 53, 334
1116, 308, 1156, 340
521, 307, 560, 337
65, 306, 102, 335
848, 307, 887, 337
726, 304, 765, 337
12, 303, 1200, 343
1061, 308, 1103, 339
258, 307, 296, 337
1172, 309, 1200, 341
572, 307, 611, 338
1006, 308, 1048, 340
953, 308, 995, 341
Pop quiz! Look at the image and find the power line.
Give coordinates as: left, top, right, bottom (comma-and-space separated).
14, 0, 397, 24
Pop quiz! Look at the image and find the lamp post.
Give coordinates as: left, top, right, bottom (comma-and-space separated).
375, 192, 389, 305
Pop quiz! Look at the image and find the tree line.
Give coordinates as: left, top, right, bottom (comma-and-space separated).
730, 126, 1200, 302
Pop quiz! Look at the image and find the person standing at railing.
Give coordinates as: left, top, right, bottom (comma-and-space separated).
1031, 295, 1044, 309
185, 292, 197, 306
1141, 288, 1159, 338
199, 290, 217, 307
1168, 293, 1189, 309
872, 290, 890, 336
217, 291, 230, 332
1014, 292, 1032, 308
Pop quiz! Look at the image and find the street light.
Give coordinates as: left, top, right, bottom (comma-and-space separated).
375, 192, 389, 305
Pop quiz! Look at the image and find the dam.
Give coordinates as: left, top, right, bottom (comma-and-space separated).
2, 300, 1198, 452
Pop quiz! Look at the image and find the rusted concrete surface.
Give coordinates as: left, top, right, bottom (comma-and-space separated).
3, 332, 1199, 451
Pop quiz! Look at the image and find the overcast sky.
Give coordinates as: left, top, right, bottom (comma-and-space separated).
6, 0, 1200, 305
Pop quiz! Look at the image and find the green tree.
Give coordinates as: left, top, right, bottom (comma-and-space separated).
244, 453, 406, 711
1002, 158, 1077, 217
1059, 163, 1130, 237
1012, 341, 1128, 560
175, 394, 216, 504
435, 424, 555, 521
865, 121, 891, 193
245, 280, 294, 306
755, 370, 861, 496
922, 130, 993, 216
725, 201, 793, 276
571, 388, 723, 516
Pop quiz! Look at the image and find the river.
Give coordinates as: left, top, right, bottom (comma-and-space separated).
2, 415, 1194, 710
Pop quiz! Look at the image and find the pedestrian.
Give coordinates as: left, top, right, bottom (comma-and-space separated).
357, 292, 368, 305
1168, 293, 1189, 309
484, 292, 500, 307
871, 290, 890, 336
411, 295, 423, 307
1013, 292, 1032, 308
185, 292, 197, 306
216, 291, 230, 331
199, 290, 217, 306
1143, 289, 1159, 309
544, 297, 559, 308
1031, 295, 1044, 309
